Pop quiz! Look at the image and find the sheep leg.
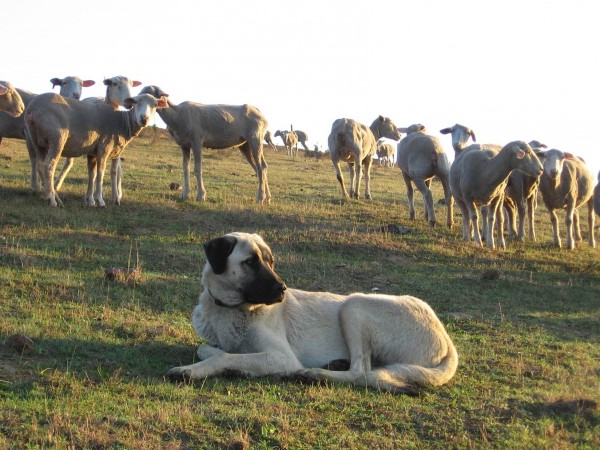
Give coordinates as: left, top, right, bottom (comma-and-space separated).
549, 208, 561, 248
54, 158, 74, 192
492, 197, 506, 249
42, 147, 64, 208
587, 199, 596, 248
353, 156, 364, 200
573, 208, 582, 242
515, 197, 527, 242
85, 155, 97, 206
414, 178, 435, 227
440, 175, 454, 230
504, 198, 517, 240
93, 154, 109, 207
527, 195, 536, 241
402, 172, 415, 220
347, 162, 356, 198
191, 145, 206, 202
455, 198, 471, 241
248, 138, 269, 205
110, 158, 122, 205
467, 201, 483, 246
363, 156, 373, 200
26, 137, 42, 193
180, 146, 192, 200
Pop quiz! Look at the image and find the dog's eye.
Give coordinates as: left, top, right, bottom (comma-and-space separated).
244, 254, 260, 269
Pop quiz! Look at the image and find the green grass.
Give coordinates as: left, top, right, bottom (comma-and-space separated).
1, 131, 599, 449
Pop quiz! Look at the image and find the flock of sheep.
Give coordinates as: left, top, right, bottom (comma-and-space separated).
1, 77, 599, 251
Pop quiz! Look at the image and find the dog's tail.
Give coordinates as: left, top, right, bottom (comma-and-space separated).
368, 338, 459, 394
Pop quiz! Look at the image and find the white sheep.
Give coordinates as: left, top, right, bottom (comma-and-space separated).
140, 85, 272, 205
396, 124, 453, 228
0, 81, 25, 117
328, 116, 402, 199
537, 149, 595, 249
450, 141, 543, 249
24, 92, 165, 207
503, 140, 546, 241
439, 123, 477, 154
0, 77, 95, 192
264, 130, 278, 152
274, 129, 299, 157
51, 76, 95, 100
376, 141, 394, 167
294, 129, 310, 151
56, 76, 142, 200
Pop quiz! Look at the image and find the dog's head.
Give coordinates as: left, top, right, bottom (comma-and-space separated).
201, 232, 287, 307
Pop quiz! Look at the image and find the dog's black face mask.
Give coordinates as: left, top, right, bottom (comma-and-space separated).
203, 235, 286, 306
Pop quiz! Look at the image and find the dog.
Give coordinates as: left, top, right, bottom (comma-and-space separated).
167, 232, 458, 394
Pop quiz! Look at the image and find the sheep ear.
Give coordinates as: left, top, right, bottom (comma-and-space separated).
132, 80, 142, 87
103, 79, 111, 86
379, 115, 385, 122
439, 127, 451, 135
50, 78, 62, 87
158, 98, 168, 109
564, 153, 574, 160
0, 85, 7, 95
122, 97, 135, 109
516, 149, 525, 159
398, 127, 408, 133
203, 236, 238, 275
535, 150, 546, 158
470, 131, 477, 142
82, 80, 95, 87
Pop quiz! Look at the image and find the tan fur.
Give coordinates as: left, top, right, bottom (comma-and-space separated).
167, 232, 458, 394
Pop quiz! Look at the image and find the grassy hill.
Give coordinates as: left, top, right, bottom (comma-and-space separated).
1, 131, 598, 448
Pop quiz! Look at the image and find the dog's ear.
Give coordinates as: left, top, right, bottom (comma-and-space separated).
203, 236, 237, 275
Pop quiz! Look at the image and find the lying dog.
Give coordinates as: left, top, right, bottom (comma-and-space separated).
167, 232, 458, 394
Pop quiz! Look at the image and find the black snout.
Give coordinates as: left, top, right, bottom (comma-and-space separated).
243, 265, 287, 305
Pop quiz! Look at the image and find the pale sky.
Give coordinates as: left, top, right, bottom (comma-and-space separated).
4, 0, 600, 177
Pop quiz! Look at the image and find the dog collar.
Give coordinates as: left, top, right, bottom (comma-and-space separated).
207, 288, 238, 308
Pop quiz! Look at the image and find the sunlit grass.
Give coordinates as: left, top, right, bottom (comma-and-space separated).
1, 131, 598, 448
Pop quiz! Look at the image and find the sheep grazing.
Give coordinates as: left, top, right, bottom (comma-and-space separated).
24, 92, 166, 207
0, 81, 25, 117
328, 116, 402, 199
140, 85, 272, 205
275, 129, 299, 157
294, 129, 310, 151
396, 124, 453, 228
376, 141, 394, 167
595, 171, 600, 217
537, 149, 595, 249
439, 124, 477, 154
503, 140, 547, 241
264, 130, 278, 152
450, 141, 543, 249
56, 76, 142, 198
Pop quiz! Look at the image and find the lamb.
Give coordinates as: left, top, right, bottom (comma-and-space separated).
396, 124, 453, 228
24, 92, 166, 207
449, 141, 543, 249
140, 85, 272, 205
56, 76, 142, 198
0, 77, 96, 191
274, 129, 299, 157
328, 116, 402, 199
376, 141, 394, 167
537, 149, 595, 249
439, 123, 477, 154
0, 81, 25, 117
503, 140, 546, 241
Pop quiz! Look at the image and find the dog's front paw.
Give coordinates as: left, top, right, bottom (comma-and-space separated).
166, 366, 191, 383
